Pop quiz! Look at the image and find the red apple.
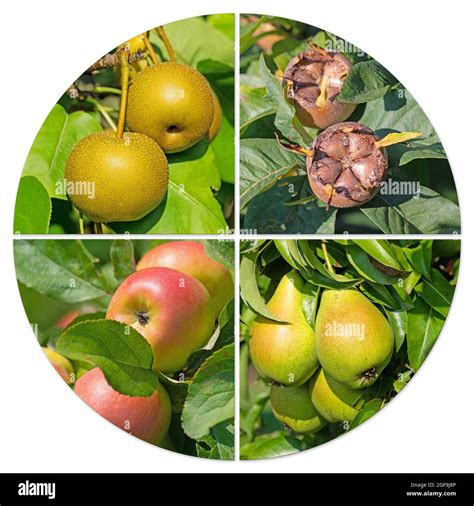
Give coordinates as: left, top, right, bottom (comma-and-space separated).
137, 241, 233, 317
42, 347, 75, 384
106, 267, 215, 373
75, 368, 171, 445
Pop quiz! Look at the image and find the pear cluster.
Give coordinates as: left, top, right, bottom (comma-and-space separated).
249, 273, 394, 432
65, 35, 221, 224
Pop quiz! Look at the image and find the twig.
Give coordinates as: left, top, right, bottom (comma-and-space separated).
156, 26, 176, 62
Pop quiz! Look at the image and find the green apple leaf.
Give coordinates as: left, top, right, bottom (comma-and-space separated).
14, 176, 51, 234
404, 240, 433, 279
205, 240, 235, 274
110, 240, 136, 283
56, 319, 159, 396
240, 74, 275, 132
181, 344, 234, 439
351, 240, 403, 271
14, 240, 111, 303
196, 421, 234, 460
346, 244, 400, 285
22, 104, 102, 199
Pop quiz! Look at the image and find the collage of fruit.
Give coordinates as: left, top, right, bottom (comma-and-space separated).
13, 14, 460, 460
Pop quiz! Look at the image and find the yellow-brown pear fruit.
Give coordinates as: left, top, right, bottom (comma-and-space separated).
315, 290, 394, 389
65, 131, 168, 223
249, 271, 318, 386
126, 63, 214, 153
270, 383, 325, 434
310, 368, 361, 423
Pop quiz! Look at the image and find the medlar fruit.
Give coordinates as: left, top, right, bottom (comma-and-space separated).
283, 45, 356, 129
306, 122, 388, 208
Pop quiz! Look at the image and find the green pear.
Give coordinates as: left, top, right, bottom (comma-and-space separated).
315, 290, 394, 389
310, 368, 361, 423
270, 383, 325, 434
249, 272, 318, 386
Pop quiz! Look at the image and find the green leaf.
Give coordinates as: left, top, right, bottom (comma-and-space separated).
349, 399, 383, 430
244, 176, 336, 234
204, 240, 234, 275
352, 240, 403, 271
358, 89, 446, 165
385, 309, 408, 352
150, 17, 234, 67
404, 240, 433, 280
240, 74, 275, 132
240, 253, 286, 322
14, 176, 51, 234
56, 319, 159, 396
240, 138, 304, 208
407, 298, 444, 370
240, 433, 303, 460
196, 421, 234, 460
110, 141, 227, 234
110, 240, 136, 283
361, 186, 460, 234
181, 344, 234, 439
338, 60, 397, 103
22, 104, 102, 199
258, 55, 314, 146
346, 244, 400, 285
14, 240, 110, 303
207, 14, 235, 40
414, 269, 454, 317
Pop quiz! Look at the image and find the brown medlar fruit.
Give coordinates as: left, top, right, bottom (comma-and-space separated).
306, 122, 388, 208
283, 45, 356, 129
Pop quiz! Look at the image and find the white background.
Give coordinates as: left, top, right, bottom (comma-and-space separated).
1, 0, 473, 472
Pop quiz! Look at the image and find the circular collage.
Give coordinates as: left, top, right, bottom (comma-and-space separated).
13, 13, 460, 461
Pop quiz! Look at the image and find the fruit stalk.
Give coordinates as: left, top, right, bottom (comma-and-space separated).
143, 34, 160, 65
156, 26, 176, 62
116, 49, 130, 140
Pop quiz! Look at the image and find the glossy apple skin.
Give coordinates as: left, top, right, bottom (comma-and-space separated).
75, 368, 171, 445
106, 267, 215, 373
136, 241, 233, 318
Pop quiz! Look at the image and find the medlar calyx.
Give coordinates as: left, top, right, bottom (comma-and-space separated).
283, 44, 356, 129
306, 122, 388, 208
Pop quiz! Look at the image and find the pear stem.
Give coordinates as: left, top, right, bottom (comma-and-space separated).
144, 34, 160, 65
78, 214, 85, 235
321, 241, 334, 274
93, 86, 122, 95
115, 49, 130, 140
157, 26, 176, 62
93, 222, 104, 234
90, 98, 117, 131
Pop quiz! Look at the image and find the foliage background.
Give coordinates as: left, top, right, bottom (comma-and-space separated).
240, 15, 460, 234
240, 239, 460, 459
14, 238, 235, 460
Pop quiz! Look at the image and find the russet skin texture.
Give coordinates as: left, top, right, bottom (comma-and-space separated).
249, 271, 318, 386
315, 289, 394, 389
270, 383, 325, 434
75, 368, 171, 445
127, 63, 214, 153
106, 267, 215, 374
136, 241, 233, 318
310, 368, 360, 423
65, 131, 168, 223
